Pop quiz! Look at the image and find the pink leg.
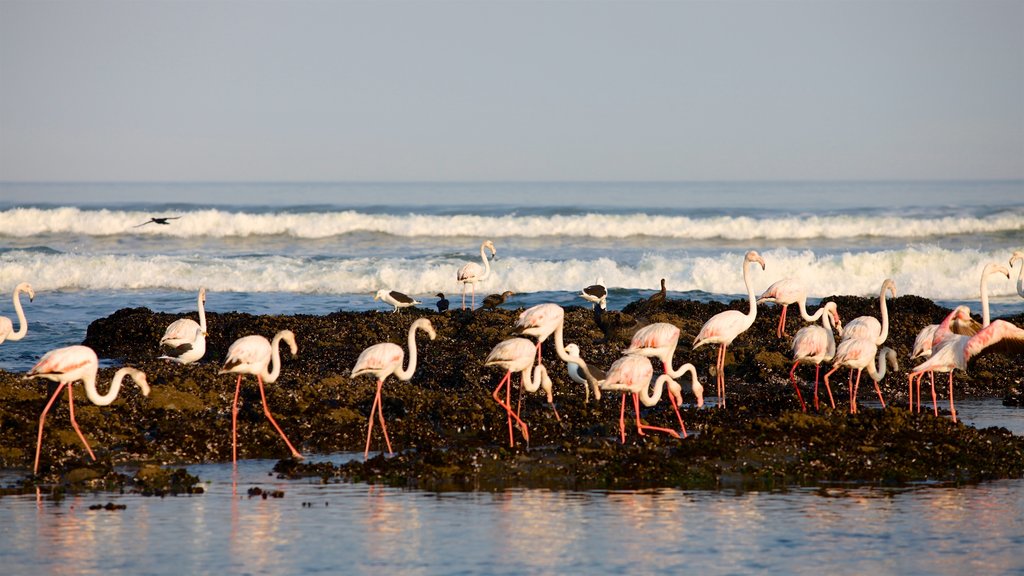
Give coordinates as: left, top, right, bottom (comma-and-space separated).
232, 375, 242, 466
872, 376, 886, 409
668, 396, 688, 438
717, 344, 727, 408
375, 381, 393, 455
777, 305, 788, 338
948, 372, 957, 423
619, 394, 627, 444
908, 374, 916, 412
930, 375, 939, 417
813, 365, 820, 411
66, 384, 96, 461
461, 286, 467, 310
851, 369, 863, 414
364, 382, 379, 458
788, 361, 807, 412
257, 375, 302, 459
471, 285, 476, 309
34, 382, 67, 475
928, 372, 936, 414
822, 366, 839, 409
632, 393, 680, 438
492, 371, 529, 445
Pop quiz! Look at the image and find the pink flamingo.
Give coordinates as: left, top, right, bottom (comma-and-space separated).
693, 250, 766, 408
822, 339, 897, 413
598, 354, 693, 442
788, 301, 842, 411
24, 345, 149, 474
624, 322, 704, 406
219, 330, 303, 464
840, 278, 896, 345
909, 305, 1024, 422
1011, 251, 1024, 298
350, 318, 435, 459
0, 282, 34, 344
513, 302, 580, 370
457, 239, 496, 309
484, 337, 554, 447
757, 277, 830, 338
159, 287, 208, 364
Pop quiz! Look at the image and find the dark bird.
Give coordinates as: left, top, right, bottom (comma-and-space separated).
592, 300, 645, 344
134, 216, 182, 227
580, 283, 608, 309
374, 289, 420, 313
647, 278, 667, 303
482, 290, 515, 310
435, 293, 449, 313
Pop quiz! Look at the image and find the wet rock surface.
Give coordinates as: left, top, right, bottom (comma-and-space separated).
1, 295, 1022, 492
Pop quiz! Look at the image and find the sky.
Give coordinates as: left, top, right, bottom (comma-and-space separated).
0, 0, 1021, 184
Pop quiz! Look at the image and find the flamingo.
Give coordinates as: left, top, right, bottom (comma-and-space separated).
840, 278, 896, 345
909, 305, 1024, 422
457, 239, 496, 309
580, 283, 608, 310
350, 318, 435, 459
159, 287, 208, 364
512, 303, 579, 368
788, 301, 842, 412
693, 250, 766, 408
24, 345, 150, 474
821, 338, 897, 413
624, 322, 705, 407
908, 263, 1008, 410
1011, 250, 1024, 298
0, 282, 34, 344
598, 354, 693, 442
374, 289, 420, 313
219, 330, 302, 464
484, 338, 555, 447
758, 277, 834, 338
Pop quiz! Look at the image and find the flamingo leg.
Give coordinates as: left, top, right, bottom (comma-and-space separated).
717, 344, 727, 408
34, 381, 67, 475
908, 374, 916, 412
471, 284, 477, 310
851, 369, 863, 414
66, 384, 96, 462
461, 285, 467, 310
930, 374, 939, 417
872, 376, 886, 409
364, 382, 378, 458
232, 375, 242, 466
375, 380, 393, 455
777, 305, 788, 338
632, 393, 680, 439
668, 395, 688, 438
928, 372, 936, 414
492, 371, 529, 445
948, 372, 957, 423
788, 361, 807, 412
822, 365, 839, 409
619, 393, 627, 444
256, 375, 302, 459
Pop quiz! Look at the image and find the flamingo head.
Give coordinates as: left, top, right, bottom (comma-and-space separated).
15, 282, 35, 302
882, 278, 897, 298
1011, 251, 1024, 269
744, 251, 766, 270
414, 318, 437, 341
199, 287, 207, 303
823, 301, 842, 331
983, 262, 1011, 281
483, 240, 496, 259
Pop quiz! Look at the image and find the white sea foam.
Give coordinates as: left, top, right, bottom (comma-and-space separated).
2, 206, 1022, 240
2, 246, 1018, 303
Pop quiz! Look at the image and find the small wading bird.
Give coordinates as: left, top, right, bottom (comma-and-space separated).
351, 318, 436, 458
24, 345, 149, 474
0, 282, 34, 344
159, 287, 208, 364
219, 330, 303, 464
481, 290, 515, 310
693, 250, 765, 408
598, 354, 692, 442
457, 239, 496, 310
374, 289, 420, 313
788, 301, 842, 412
134, 216, 181, 227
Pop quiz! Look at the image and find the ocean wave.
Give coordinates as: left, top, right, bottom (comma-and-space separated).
2, 246, 1019, 303
1, 206, 1022, 241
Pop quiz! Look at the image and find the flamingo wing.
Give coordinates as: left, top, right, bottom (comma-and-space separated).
964, 320, 1024, 362
351, 342, 403, 378
458, 262, 482, 282
28, 345, 97, 377
222, 335, 271, 372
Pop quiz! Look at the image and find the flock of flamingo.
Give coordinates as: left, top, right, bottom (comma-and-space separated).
2, 241, 1023, 475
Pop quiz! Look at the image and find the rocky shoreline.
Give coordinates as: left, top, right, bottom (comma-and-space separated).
1, 294, 1022, 494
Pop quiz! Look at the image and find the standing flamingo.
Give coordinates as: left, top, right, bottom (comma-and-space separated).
758, 277, 835, 338
598, 354, 692, 442
822, 339, 897, 413
513, 303, 580, 368
788, 301, 842, 412
693, 250, 766, 408
159, 287, 208, 364
350, 318, 435, 459
457, 239, 496, 309
1011, 251, 1023, 298
484, 338, 554, 447
840, 278, 896, 344
624, 322, 705, 406
0, 282, 34, 344
24, 345, 149, 474
219, 330, 302, 464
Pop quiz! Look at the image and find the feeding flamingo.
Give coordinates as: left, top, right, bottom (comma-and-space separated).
159, 287, 208, 364
485, 338, 554, 447
821, 338, 897, 413
219, 330, 303, 464
513, 303, 579, 368
758, 277, 834, 338
788, 301, 842, 412
598, 354, 694, 442
351, 318, 435, 458
693, 250, 766, 408
24, 345, 149, 474
457, 239, 496, 309
624, 322, 704, 407
0, 282, 34, 344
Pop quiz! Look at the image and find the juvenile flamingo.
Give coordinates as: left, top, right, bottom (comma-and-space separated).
159, 287, 208, 364
485, 337, 554, 447
350, 318, 436, 458
625, 322, 705, 406
598, 354, 693, 442
693, 250, 766, 408
457, 239, 496, 309
0, 282, 34, 344
219, 330, 303, 464
788, 301, 842, 411
24, 345, 149, 474
822, 339, 897, 413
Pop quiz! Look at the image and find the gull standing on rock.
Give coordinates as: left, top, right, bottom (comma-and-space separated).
374, 289, 420, 313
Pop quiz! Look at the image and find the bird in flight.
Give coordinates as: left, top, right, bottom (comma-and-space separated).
135, 216, 182, 227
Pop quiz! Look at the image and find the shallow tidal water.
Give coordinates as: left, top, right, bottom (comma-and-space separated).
2, 400, 1024, 576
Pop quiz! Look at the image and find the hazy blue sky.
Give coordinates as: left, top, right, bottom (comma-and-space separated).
1, 0, 1021, 183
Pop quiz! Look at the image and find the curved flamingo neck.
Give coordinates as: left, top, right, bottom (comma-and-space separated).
197, 290, 207, 333
266, 334, 288, 383
638, 374, 673, 407
875, 285, 893, 346
743, 259, 759, 321
823, 310, 838, 359
802, 299, 827, 322
394, 323, 425, 380
8, 286, 30, 341
866, 349, 890, 382
477, 243, 492, 281
979, 265, 1007, 327
83, 367, 147, 406
1016, 258, 1024, 297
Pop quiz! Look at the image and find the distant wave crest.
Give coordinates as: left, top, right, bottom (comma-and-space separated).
1, 206, 1022, 241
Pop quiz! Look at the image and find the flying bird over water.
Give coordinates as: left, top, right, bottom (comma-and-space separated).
134, 216, 182, 227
